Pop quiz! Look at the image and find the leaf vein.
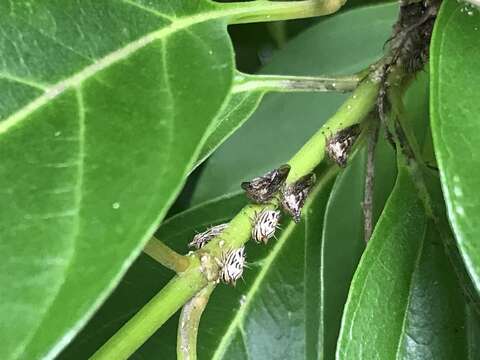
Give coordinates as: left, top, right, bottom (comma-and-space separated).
0, 73, 46, 90
119, 0, 174, 22
0, 8, 231, 135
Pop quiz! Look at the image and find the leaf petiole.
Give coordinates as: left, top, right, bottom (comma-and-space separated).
177, 283, 216, 360
232, 73, 360, 94
91, 261, 208, 360
221, 0, 347, 24
143, 237, 191, 273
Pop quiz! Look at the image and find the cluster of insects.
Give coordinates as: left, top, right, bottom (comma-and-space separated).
188, 223, 246, 285
189, 136, 360, 285
242, 164, 317, 224
185, 1, 438, 289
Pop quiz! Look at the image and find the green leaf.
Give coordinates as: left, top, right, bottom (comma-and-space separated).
195, 75, 264, 169
320, 135, 396, 358
466, 305, 480, 357
336, 169, 469, 359
430, 0, 480, 291
319, 154, 367, 359
0, 2, 238, 359
190, 3, 399, 204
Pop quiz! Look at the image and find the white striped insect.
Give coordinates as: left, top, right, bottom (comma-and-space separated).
251, 209, 281, 244
219, 247, 246, 285
281, 173, 316, 223
188, 223, 228, 249
325, 124, 360, 167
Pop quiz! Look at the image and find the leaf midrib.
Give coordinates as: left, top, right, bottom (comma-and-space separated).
0, 4, 257, 136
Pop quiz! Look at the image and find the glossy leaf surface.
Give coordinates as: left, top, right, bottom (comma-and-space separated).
336, 169, 469, 359
430, 0, 480, 291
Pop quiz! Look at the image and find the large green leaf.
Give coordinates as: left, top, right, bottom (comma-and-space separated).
190, 3, 399, 204
430, 0, 480, 292
0, 2, 241, 359
336, 169, 469, 359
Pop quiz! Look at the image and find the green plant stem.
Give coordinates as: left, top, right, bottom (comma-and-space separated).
232, 73, 360, 94
92, 76, 380, 359
143, 237, 190, 273
177, 283, 216, 360
90, 262, 207, 360
204, 78, 379, 255
223, 0, 346, 25
287, 79, 379, 181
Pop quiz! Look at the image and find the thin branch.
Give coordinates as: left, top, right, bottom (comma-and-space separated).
144, 237, 190, 273
91, 262, 207, 360
177, 283, 216, 360
363, 118, 380, 243
232, 73, 360, 94
224, 0, 346, 25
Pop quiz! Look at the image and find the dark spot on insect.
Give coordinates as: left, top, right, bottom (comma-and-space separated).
241, 164, 291, 203
325, 124, 361, 167
281, 173, 316, 223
